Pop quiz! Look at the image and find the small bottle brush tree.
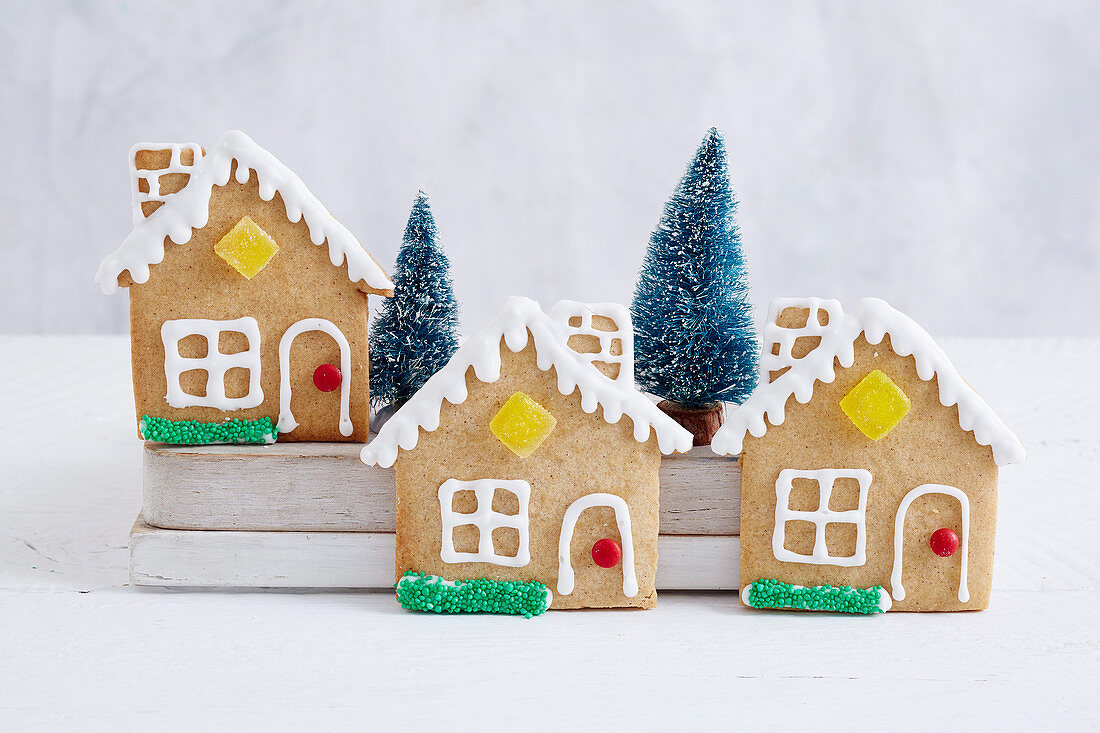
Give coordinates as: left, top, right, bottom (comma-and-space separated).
370, 192, 460, 410
630, 128, 758, 445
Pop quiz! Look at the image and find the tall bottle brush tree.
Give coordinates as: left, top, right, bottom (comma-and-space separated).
630, 128, 759, 445
370, 191, 460, 409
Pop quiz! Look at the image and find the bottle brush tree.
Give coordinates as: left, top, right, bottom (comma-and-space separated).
630, 128, 759, 444
370, 191, 460, 409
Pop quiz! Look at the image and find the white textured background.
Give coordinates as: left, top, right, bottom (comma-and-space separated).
1, 0, 1097, 336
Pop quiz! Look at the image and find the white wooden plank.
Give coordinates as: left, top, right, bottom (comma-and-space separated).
142, 442, 741, 535
128, 516, 739, 589
142, 442, 397, 533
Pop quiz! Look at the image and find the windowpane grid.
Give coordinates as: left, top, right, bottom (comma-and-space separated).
773, 468, 871, 567
438, 479, 531, 568
161, 317, 263, 409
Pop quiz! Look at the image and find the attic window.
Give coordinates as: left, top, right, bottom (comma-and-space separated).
552, 303, 634, 385
131, 142, 203, 223
773, 469, 872, 567
438, 479, 531, 567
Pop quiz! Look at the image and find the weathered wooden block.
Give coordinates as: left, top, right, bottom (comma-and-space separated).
128, 516, 741, 589
142, 443, 741, 535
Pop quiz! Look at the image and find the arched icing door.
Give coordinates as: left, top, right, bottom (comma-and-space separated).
277, 318, 353, 437
557, 493, 638, 598
890, 483, 971, 604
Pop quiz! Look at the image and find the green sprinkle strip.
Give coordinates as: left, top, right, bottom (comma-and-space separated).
394, 572, 552, 618
744, 578, 889, 614
140, 415, 278, 445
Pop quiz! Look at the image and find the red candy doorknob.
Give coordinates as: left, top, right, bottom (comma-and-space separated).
592, 539, 622, 568
313, 363, 342, 393
930, 528, 959, 557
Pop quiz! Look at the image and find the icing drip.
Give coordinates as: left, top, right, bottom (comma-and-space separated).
360, 297, 693, 468
97, 130, 393, 295
712, 297, 1026, 467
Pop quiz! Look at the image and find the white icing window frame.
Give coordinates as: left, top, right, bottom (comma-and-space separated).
549, 300, 634, 386
760, 297, 843, 376
438, 479, 531, 568
557, 493, 638, 598
276, 318, 353, 437
161, 317, 263, 410
773, 468, 872, 567
130, 142, 203, 224
890, 484, 971, 603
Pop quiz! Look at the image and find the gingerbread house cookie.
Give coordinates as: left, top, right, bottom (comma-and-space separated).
95, 131, 393, 444
712, 297, 1025, 613
361, 297, 693, 615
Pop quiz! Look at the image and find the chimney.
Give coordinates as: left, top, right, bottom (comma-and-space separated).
129, 142, 205, 224
550, 301, 634, 385
760, 298, 843, 382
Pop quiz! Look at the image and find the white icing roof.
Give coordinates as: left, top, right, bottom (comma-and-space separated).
361, 296, 694, 468
96, 130, 394, 295
711, 297, 1026, 466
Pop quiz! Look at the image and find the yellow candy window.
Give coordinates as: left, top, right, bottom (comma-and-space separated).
839, 369, 911, 440
214, 216, 280, 279
489, 392, 557, 458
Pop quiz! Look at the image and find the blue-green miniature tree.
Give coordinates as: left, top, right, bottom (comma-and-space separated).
631, 128, 758, 415
370, 192, 460, 407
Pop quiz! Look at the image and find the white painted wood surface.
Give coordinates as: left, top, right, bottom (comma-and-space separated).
142, 442, 740, 533
1, 335, 1098, 730
129, 516, 740, 589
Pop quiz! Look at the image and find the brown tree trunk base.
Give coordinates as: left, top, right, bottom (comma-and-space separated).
657, 401, 725, 446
